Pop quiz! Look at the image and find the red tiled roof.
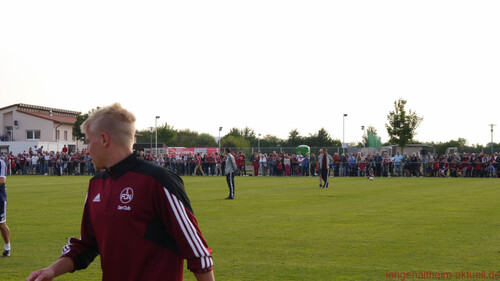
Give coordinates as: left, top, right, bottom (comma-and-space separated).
0, 103, 79, 125
18, 110, 76, 125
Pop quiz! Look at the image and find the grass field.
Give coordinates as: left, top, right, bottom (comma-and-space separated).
1, 175, 499, 281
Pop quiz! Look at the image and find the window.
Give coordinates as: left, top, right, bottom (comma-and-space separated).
56, 130, 60, 141
5, 126, 13, 135
26, 130, 41, 140
4, 126, 13, 141
64, 130, 68, 141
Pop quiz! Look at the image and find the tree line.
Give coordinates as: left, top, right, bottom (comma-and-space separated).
73, 99, 498, 155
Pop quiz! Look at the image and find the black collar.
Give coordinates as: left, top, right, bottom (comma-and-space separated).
106, 153, 139, 179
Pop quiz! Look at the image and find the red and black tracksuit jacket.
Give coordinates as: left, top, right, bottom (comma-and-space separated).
61, 154, 213, 281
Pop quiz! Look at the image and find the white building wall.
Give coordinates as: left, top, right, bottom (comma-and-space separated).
14, 111, 54, 141
56, 123, 75, 142
0, 140, 85, 155
0, 105, 83, 154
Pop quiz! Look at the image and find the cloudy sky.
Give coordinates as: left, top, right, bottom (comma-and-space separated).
1, 1, 499, 146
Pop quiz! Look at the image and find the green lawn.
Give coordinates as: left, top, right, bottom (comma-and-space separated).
1, 175, 499, 280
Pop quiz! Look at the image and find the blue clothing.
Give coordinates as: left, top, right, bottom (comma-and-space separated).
0, 159, 7, 223
394, 154, 403, 164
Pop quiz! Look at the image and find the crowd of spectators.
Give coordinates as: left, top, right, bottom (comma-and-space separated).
0, 145, 95, 176
2, 147, 500, 178
139, 150, 500, 178
138, 151, 224, 176
328, 151, 500, 178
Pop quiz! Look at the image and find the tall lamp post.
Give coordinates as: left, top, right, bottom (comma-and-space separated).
361, 125, 365, 148
490, 124, 496, 154
219, 127, 223, 153
258, 134, 261, 152
343, 114, 348, 154
155, 116, 160, 156
149, 127, 153, 156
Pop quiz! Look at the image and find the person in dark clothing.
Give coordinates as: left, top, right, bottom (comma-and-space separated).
374, 152, 382, 177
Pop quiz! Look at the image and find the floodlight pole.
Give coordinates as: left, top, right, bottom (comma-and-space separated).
149, 127, 153, 155
490, 124, 496, 154
258, 134, 261, 152
219, 127, 222, 153
343, 114, 348, 154
361, 125, 365, 148
155, 116, 160, 156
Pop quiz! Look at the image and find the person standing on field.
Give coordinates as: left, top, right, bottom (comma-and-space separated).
318, 148, 333, 188
224, 148, 237, 200
0, 156, 11, 257
194, 153, 204, 176
317, 149, 324, 186
27, 103, 214, 281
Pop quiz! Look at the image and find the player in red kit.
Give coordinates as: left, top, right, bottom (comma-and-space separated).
27, 103, 214, 281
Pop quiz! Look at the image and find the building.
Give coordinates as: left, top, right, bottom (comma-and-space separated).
0, 103, 84, 154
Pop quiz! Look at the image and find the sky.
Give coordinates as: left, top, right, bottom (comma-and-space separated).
1, 1, 499, 146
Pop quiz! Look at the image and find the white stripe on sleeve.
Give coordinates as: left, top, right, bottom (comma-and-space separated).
164, 187, 213, 268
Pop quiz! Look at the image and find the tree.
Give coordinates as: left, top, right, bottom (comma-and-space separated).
431, 138, 469, 155
225, 127, 255, 138
72, 108, 99, 142
72, 112, 89, 142
261, 134, 283, 147
226, 127, 243, 138
305, 128, 335, 147
361, 126, 378, 147
241, 126, 256, 139
385, 99, 423, 153
155, 123, 177, 145
285, 129, 305, 147
222, 127, 258, 147
171, 129, 199, 147
195, 133, 218, 147
220, 136, 250, 148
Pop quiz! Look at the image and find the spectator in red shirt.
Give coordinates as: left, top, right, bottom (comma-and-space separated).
237, 152, 246, 176
253, 154, 260, 176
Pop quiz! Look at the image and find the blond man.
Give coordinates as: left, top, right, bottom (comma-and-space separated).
28, 103, 214, 281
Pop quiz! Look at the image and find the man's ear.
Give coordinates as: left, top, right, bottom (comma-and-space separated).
101, 132, 111, 147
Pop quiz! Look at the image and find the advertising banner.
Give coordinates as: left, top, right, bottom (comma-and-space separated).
166, 147, 220, 157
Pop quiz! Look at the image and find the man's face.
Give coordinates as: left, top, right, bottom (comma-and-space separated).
85, 128, 105, 170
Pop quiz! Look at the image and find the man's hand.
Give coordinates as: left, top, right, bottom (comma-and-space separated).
27, 257, 74, 281
26, 267, 56, 281
194, 270, 215, 281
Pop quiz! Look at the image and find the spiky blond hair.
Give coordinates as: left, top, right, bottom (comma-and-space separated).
81, 103, 136, 149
